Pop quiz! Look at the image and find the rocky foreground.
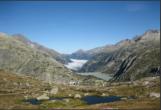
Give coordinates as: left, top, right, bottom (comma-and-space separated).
0, 70, 160, 109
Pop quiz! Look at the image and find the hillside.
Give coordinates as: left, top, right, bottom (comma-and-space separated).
0, 33, 77, 84
12, 34, 70, 64
80, 30, 160, 81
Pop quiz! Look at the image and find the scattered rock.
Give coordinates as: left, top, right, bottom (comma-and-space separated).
84, 93, 89, 96
68, 94, 72, 97
101, 93, 106, 96
49, 100, 56, 103
3, 78, 7, 82
36, 94, 49, 100
50, 87, 59, 95
108, 89, 113, 92
143, 81, 149, 86
74, 94, 81, 99
149, 92, 160, 98
132, 82, 138, 86
13, 82, 18, 86
25, 82, 30, 87
44, 90, 50, 95
24, 95, 29, 100
64, 99, 70, 103
121, 97, 128, 100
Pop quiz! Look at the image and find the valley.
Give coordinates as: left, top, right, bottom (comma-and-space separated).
65, 59, 88, 71
0, 30, 160, 109
65, 58, 112, 81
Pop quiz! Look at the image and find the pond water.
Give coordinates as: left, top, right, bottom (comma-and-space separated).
24, 96, 122, 105
25, 98, 41, 105
24, 97, 68, 105
82, 96, 121, 104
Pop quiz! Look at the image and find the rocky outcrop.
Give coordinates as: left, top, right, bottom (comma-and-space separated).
0, 33, 77, 84
80, 30, 160, 81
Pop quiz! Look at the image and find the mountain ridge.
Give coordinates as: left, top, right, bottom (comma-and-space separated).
69, 29, 160, 59
0, 33, 77, 84
79, 29, 160, 81
12, 34, 70, 64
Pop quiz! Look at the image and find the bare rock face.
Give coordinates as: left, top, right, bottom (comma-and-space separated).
0, 33, 77, 84
80, 30, 160, 81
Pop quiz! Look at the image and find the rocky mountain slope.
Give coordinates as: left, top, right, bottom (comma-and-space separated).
68, 39, 135, 60
67, 49, 91, 60
0, 69, 50, 95
12, 34, 70, 64
0, 33, 77, 84
80, 30, 160, 81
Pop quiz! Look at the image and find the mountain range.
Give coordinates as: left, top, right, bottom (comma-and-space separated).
0, 30, 160, 83
72, 30, 160, 81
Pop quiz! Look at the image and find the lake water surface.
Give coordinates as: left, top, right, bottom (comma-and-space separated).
82, 96, 121, 104
65, 59, 112, 81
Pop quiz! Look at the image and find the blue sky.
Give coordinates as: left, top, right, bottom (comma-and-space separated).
0, 1, 160, 53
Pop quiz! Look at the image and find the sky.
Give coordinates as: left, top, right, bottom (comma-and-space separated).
0, 1, 160, 53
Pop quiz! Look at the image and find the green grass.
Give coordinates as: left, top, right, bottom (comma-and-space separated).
40, 98, 86, 109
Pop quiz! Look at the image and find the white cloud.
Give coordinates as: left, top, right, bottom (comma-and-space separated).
65, 59, 88, 71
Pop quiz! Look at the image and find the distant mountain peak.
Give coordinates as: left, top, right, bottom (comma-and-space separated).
12, 34, 32, 45
145, 29, 160, 34
116, 38, 133, 47
75, 49, 85, 53
12, 34, 29, 40
133, 29, 160, 42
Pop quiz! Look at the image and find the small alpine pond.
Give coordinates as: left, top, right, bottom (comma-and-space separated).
24, 95, 132, 105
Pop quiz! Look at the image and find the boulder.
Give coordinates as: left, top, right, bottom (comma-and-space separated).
68, 94, 72, 97
121, 97, 128, 100
13, 82, 18, 86
36, 94, 49, 100
149, 92, 160, 98
143, 81, 149, 86
50, 87, 58, 95
84, 93, 89, 96
74, 94, 81, 99
101, 93, 106, 96
64, 99, 70, 103
25, 82, 30, 87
